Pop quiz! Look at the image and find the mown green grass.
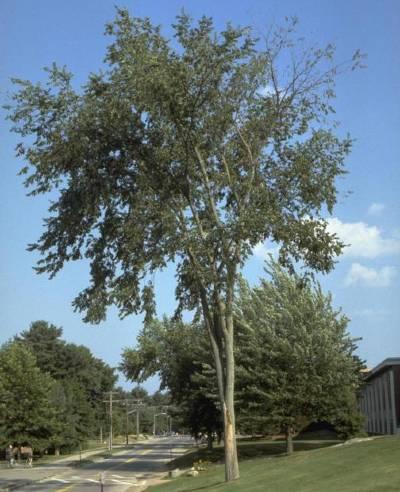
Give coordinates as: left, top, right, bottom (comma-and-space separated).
168, 436, 339, 471
149, 436, 400, 492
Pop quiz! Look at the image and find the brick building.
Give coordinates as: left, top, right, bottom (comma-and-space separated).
359, 358, 400, 435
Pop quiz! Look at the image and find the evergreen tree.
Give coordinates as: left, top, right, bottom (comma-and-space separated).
0, 342, 58, 449
235, 261, 364, 453
17, 321, 117, 446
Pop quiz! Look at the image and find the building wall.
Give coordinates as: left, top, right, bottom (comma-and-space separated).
394, 366, 400, 429
359, 367, 399, 435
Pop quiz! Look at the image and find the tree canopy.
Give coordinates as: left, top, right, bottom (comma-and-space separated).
0, 342, 57, 448
13, 321, 116, 451
235, 261, 364, 452
121, 317, 222, 444
6, 9, 361, 480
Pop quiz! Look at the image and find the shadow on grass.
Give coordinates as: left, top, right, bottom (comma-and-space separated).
169, 438, 340, 470
189, 482, 225, 491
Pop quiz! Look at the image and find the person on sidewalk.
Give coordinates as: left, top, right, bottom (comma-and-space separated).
5, 444, 15, 468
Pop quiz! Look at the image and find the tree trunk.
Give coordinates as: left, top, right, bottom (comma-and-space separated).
285, 426, 294, 454
222, 312, 240, 481
205, 313, 239, 480
222, 401, 239, 481
207, 433, 214, 450
199, 279, 240, 481
54, 447, 60, 456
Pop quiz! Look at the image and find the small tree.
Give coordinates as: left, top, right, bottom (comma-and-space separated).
235, 261, 364, 453
6, 9, 362, 480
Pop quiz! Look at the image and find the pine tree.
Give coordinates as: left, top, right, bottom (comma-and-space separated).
0, 342, 58, 449
235, 261, 363, 453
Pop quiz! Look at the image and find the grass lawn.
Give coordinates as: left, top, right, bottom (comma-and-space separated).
148, 436, 400, 492
168, 434, 340, 470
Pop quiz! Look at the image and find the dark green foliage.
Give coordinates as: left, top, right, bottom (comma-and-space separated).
121, 317, 222, 440
235, 261, 364, 448
0, 342, 58, 449
5, 10, 358, 323
15, 321, 117, 449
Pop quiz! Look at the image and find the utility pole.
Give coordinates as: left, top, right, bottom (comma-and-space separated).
109, 391, 113, 451
125, 400, 129, 445
127, 403, 143, 441
153, 412, 167, 436
103, 391, 119, 451
136, 408, 140, 440
103, 395, 145, 448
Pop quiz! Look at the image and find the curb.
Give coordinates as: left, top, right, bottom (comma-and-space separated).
0, 479, 32, 491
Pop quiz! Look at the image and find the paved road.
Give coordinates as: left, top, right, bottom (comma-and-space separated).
0, 437, 193, 492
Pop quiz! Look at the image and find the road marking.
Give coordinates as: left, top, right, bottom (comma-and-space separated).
53, 478, 71, 483
56, 485, 74, 492
49, 441, 177, 491
110, 478, 136, 485
106, 447, 152, 470
111, 474, 137, 480
126, 449, 152, 463
85, 478, 99, 483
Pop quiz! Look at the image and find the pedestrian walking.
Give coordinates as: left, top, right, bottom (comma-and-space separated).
5, 444, 15, 468
20, 445, 33, 467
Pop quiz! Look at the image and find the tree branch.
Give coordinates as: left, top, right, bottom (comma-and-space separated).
194, 145, 222, 227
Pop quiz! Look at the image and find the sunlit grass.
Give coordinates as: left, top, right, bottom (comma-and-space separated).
149, 436, 400, 492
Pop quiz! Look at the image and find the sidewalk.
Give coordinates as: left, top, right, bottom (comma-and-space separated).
0, 448, 97, 491
0, 443, 140, 491
0, 441, 145, 468
0, 444, 106, 469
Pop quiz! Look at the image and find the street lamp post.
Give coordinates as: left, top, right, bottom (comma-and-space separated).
153, 412, 167, 436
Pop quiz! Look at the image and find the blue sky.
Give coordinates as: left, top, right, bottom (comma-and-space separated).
1, 0, 399, 392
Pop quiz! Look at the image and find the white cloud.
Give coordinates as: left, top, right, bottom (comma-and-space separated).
345, 263, 397, 287
253, 241, 279, 260
367, 202, 385, 216
326, 218, 400, 258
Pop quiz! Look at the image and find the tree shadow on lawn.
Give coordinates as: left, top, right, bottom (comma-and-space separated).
169, 438, 340, 470
184, 483, 226, 491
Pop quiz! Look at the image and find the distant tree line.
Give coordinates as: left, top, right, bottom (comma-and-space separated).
0, 321, 117, 454
0, 320, 181, 456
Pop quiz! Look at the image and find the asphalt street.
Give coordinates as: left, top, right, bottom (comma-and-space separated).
0, 437, 193, 492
